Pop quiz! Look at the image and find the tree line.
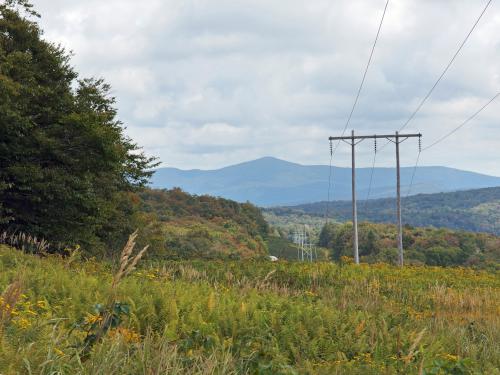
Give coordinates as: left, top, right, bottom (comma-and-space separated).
0, 1, 158, 253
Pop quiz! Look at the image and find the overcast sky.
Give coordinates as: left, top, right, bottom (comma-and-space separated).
33, 0, 500, 175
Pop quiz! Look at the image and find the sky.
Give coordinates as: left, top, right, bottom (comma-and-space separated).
32, 0, 500, 175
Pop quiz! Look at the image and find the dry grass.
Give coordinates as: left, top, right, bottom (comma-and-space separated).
0, 231, 49, 254
0, 279, 23, 335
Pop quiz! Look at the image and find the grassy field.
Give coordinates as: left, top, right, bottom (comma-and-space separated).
1, 245, 499, 374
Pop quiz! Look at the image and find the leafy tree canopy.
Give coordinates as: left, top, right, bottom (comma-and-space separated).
0, 1, 158, 251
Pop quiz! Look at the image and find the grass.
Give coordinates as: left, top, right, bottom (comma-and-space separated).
0, 245, 499, 374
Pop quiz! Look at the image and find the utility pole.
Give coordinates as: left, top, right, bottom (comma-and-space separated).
351, 130, 359, 264
328, 131, 422, 266
395, 131, 403, 267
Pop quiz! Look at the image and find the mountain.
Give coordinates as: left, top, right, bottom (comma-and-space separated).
266, 186, 500, 235
151, 157, 500, 206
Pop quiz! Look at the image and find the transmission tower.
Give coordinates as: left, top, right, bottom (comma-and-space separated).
292, 226, 316, 262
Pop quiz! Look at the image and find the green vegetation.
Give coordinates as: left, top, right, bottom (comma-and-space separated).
265, 209, 500, 269
0, 1, 157, 253
0, 1, 267, 261
138, 188, 269, 259
319, 222, 500, 269
1, 245, 499, 374
0, 187, 270, 260
1, 2, 499, 374
264, 211, 328, 238
269, 186, 500, 235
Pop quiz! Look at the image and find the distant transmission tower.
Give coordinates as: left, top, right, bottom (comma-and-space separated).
292, 226, 316, 262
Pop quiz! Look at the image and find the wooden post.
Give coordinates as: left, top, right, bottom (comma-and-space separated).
395, 131, 403, 266
351, 130, 359, 264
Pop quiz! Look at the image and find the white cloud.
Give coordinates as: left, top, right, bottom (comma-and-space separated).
33, 0, 500, 175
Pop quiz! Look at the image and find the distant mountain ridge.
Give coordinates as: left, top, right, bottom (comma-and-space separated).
151, 157, 500, 207
267, 186, 500, 235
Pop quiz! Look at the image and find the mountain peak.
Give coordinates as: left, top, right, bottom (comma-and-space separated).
243, 156, 295, 165
152, 157, 500, 206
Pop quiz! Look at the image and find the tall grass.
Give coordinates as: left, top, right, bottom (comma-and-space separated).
0, 244, 498, 374
0, 231, 49, 254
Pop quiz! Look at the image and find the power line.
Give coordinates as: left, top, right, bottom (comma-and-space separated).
378, 0, 494, 152
324, 140, 334, 224
405, 92, 498, 197
422, 92, 500, 151
364, 139, 378, 204
331, 0, 390, 157
398, 0, 493, 133
406, 149, 421, 197
325, 0, 389, 223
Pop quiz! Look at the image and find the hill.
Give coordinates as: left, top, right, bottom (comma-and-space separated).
0, 188, 270, 260
137, 188, 269, 259
267, 186, 500, 235
151, 157, 500, 206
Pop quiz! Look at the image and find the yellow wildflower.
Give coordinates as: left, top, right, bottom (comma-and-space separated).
84, 313, 102, 325
110, 327, 141, 343
442, 353, 459, 361
13, 317, 31, 329
207, 291, 216, 312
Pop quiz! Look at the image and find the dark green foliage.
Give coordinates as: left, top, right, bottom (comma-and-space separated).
269, 187, 500, 235
318, 223, 336, 248
361, 229, 379, 256
0, 2, 157, 252
266, 236, 298, 260
318, 221, 500, 268
165, 226, 214, 259
74, 302, 131, 356
422, 246, 467, 267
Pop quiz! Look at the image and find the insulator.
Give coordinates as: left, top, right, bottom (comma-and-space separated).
418, 137, 422, 152
374, 138, 377, 153
329, 139, 333, 156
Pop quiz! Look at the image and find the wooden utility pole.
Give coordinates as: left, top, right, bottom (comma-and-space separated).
395, 131, 403, 266
351, 130, 359, 264
328, 131, 422, 266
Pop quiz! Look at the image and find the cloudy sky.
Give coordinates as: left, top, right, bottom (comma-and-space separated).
33, 0, 500, 175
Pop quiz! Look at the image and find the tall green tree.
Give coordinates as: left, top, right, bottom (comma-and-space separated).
0, 1, 158, 251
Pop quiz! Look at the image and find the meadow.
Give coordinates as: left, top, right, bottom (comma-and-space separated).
1, 245, 499, 374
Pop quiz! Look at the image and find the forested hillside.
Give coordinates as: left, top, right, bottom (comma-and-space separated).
268, 187, 500, 235
138, 188, 269, 259
319, 222, 500, 269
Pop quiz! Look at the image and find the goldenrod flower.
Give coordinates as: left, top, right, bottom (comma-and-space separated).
84, 313, 102, 325
13, 317, 31, 329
